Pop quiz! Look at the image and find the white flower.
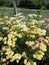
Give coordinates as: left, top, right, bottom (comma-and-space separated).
39, 20, 45, 23
42, 30, 46, 35
22, 26, 28, 31
32, 20, 37, 22
14, 13, 22, 16
21, 24, 28, 31
21, 24, 26, 28
16, 20, 21, 23
2, 27, 9, 30
10, 17, 16, 20
28, 14, 33, 17
16, 19, 23, 23
19, 16, 25, 19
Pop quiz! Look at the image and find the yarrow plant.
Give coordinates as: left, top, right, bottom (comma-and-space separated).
0, 13, 49, 65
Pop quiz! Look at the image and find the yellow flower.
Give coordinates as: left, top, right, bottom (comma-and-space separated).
25, 41, 35, 46
10, 57, 16, 62
6, 50, 14, 56
46, 36, 49, 40
4, 41, 7, 44
35, 43, 39, 48
30, 35, 35, 38
6, 55, 13, 59
39, 43, 47, 52
2, 47, 6, 51
38, 50, 44, 55
10, 53, 21, 62
0, 37, 3, 41
33, 50, 44, 60
33, 62, 36, 65
14, 53, 21, 60
12, 38, 17, 42
0, 18, 3, 21
7, 40, 12, 46
8, 34, 13, 38
22, 52, 27, 58
24, 59, 27, 64
16, 59, 19, 63
4, 16, 8, 19
26, 62, 31, 65
44, 39, 48, 43
36, 55, 42, 60
33, 54, 43, 60
2, 58, 6, 62
16, 33, 22, 38
10, 17, 16, 20
33, 54, 36, 58
0, 22, 4, 25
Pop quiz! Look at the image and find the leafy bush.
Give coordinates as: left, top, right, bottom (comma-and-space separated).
0, 13, 49, 65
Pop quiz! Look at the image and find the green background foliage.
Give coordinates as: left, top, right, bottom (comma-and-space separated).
0, 0, 49, 9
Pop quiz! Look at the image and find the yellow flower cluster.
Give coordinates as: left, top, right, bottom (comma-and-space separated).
7, 32, 17, 47
33, 50, 44, 60
39, 42, 47, 52
46, 36, 49, 40
25, 41, 35, 46
22, 52, 27, 58
33, 42, 47, 60
24, 60, 36, 65
11, 23, 22, 30
2, 47, 14, 62
0, 14, 49, 65
10, 53, 21, 63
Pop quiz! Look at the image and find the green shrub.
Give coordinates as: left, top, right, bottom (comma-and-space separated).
0, 13, 49, 65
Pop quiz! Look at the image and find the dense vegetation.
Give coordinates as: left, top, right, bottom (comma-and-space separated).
0, 0, 49, 9
0, 13, 49, 65
0, 0, 49, 65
